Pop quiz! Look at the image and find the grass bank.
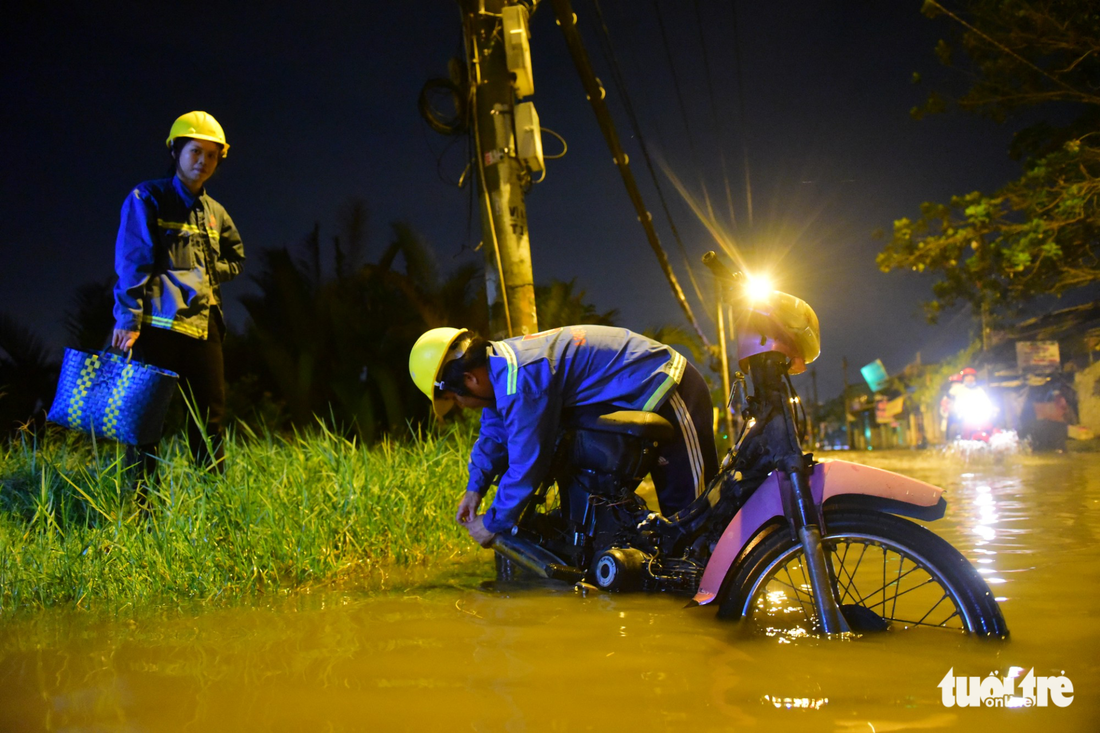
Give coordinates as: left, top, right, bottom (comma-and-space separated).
0, 422, 476, 613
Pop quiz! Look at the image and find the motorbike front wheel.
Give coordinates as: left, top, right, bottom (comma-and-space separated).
716, 510, 1008, 637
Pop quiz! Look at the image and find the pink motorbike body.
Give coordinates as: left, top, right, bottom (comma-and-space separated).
692, 459, 944, 606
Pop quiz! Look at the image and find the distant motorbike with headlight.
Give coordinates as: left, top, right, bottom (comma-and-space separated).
952, 383, 997, 441
943, 370, 1020, 456
491, 252, 1008, 638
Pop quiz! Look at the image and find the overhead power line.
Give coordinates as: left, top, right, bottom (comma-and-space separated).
729, 0, 754, 228
551, 0, 711, 347
653, 0, 717, 224
589, 0, 711, 319
692, 0, 738, 230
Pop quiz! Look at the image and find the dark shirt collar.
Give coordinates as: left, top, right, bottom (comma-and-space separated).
172, 175, 204, 208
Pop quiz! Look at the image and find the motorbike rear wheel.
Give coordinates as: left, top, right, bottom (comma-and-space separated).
716, 509, 1008, 637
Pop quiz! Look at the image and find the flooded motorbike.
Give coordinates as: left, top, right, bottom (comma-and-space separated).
491, 252, 1008, 637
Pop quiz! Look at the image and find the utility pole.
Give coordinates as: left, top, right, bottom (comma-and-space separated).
716, 301, 734, 450
842, 356, 853, 450
810, 366, 819, 449
461, 0, 538, 338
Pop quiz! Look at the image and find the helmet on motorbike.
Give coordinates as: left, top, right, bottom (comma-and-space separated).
961, 367, 977, 377
166, 111, 229, 157
409, 327, 470, 419
734, 289, 820, 375
948, 373, 963, 382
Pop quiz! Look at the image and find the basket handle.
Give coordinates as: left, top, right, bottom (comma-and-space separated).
104, 346, 134, 364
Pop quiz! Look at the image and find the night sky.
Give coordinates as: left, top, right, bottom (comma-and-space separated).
2, 1, 1027, 400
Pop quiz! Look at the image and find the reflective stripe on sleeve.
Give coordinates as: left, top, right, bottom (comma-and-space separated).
496, 341, 519, 396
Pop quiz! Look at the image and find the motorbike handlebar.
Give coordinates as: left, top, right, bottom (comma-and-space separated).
702, 251, 742, 284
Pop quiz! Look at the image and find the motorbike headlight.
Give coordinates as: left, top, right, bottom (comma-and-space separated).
956, 388, 994, 424
745, 274, 774, 302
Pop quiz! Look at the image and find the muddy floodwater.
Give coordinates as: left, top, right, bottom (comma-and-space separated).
2, 452, 1099, 731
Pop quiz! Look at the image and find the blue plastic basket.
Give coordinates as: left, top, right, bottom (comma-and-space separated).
47, 349, 179, 446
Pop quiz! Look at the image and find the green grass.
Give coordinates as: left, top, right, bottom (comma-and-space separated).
0, 421, 477, 613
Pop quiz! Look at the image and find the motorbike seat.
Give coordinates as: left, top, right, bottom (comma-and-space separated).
568, 410, 675, 443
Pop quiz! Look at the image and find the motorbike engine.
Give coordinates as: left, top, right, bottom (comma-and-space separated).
592, 547, 650, 591
591, 546, 703, 594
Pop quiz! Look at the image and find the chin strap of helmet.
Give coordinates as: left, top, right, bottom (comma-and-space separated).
435, 377, 470, 399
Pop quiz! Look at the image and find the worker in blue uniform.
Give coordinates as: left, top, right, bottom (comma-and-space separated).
409, 325, 718, 546
112, 111, 245, 493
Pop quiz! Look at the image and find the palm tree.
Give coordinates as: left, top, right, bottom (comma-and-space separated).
237, 213, 487, 440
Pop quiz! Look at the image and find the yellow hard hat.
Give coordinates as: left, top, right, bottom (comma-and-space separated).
409, 327, 469, 419
166, 111, 229, 157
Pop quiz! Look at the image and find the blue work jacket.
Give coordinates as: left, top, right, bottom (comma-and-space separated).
466, 325, 687, 534
113, 176, 245, 340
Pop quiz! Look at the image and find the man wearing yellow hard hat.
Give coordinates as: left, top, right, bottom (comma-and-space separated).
111, 111, 246, 494
409, 325, 717, 547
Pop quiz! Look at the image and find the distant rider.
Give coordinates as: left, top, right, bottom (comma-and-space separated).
947, 367, 998, 441
940, 370, 968, 439
960, 366, 978, 390
408, 325, 718, 547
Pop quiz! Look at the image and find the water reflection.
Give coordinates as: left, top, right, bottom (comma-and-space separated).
0, 454, 1099, 731
762, 694, 829, 710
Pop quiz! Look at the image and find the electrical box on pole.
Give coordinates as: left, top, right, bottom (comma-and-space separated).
514, 102, 545, 173
503, 5, 535, 98
461, 0, 539, 338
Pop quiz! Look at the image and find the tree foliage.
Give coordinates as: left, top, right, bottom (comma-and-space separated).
236, 215, 487, 440
878, 0, 1100, 321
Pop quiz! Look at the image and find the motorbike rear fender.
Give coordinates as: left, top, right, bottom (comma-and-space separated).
691, 459, 945, 606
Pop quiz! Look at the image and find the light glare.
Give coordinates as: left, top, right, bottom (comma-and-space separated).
745, 274, 774, 301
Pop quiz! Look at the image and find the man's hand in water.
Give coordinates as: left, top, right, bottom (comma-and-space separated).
463, 514, 496, 548
455, 490, 481, 524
